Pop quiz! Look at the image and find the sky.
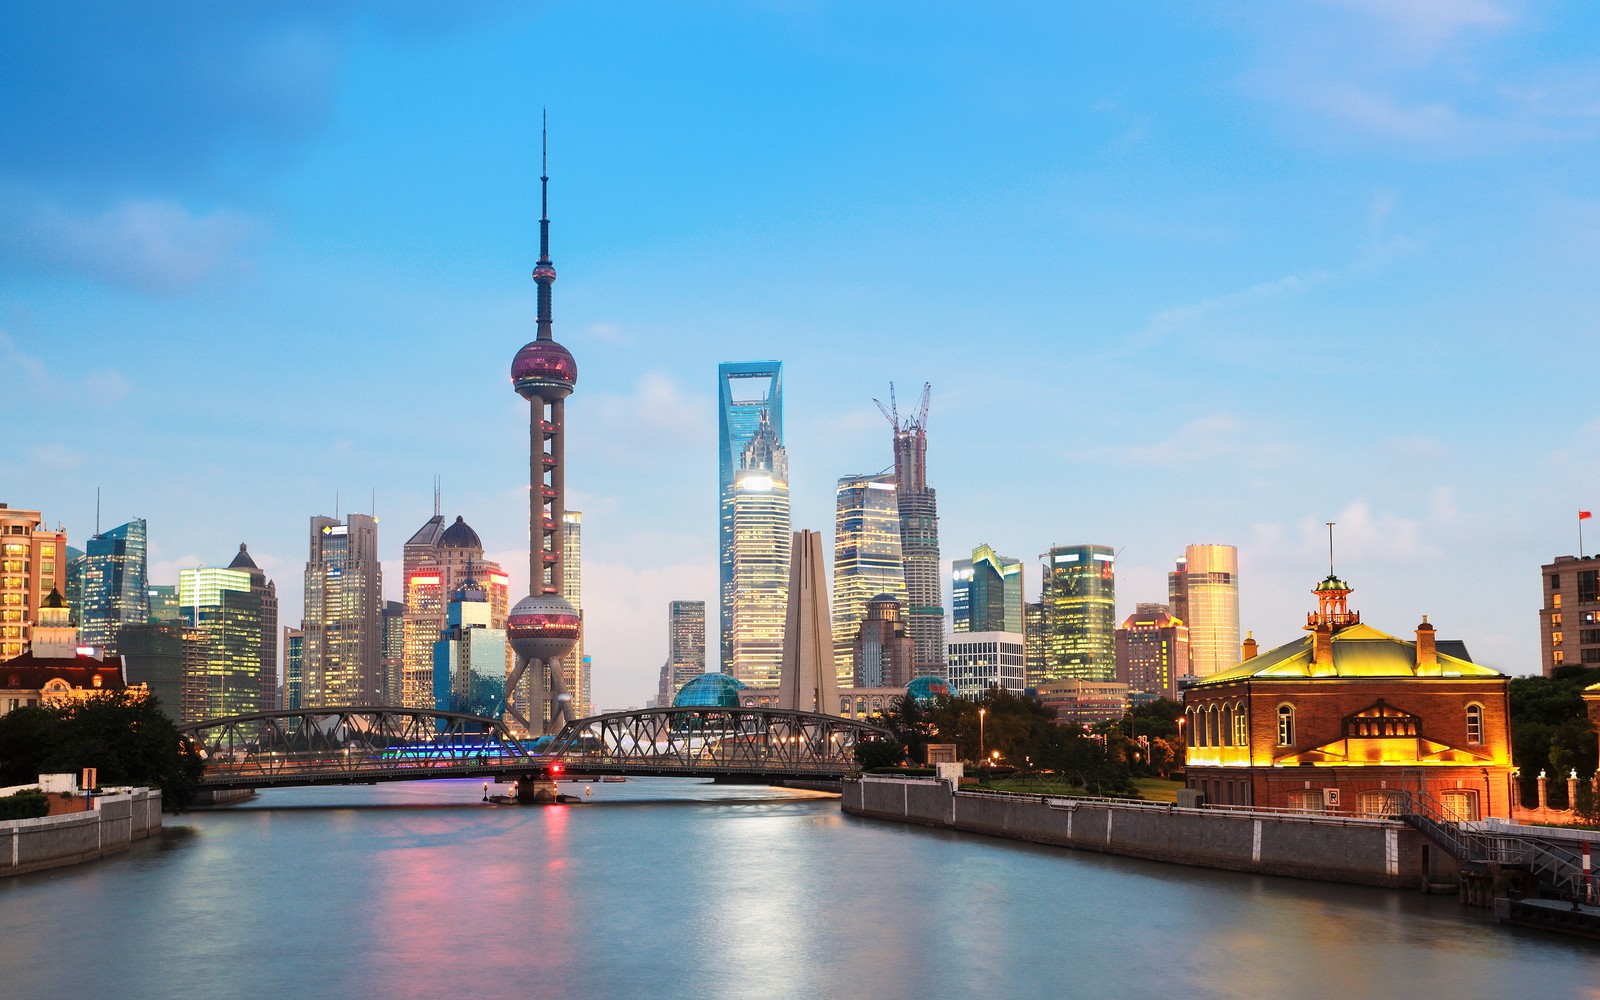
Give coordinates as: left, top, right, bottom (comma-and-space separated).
3, 2, 1598, 708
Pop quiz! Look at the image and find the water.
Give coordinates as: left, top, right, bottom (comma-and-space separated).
1, 779, 1595, 999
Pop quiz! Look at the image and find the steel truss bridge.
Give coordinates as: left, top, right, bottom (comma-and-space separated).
179, 706, 888, 791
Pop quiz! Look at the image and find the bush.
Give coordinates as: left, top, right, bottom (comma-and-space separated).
0, 788, 50, 821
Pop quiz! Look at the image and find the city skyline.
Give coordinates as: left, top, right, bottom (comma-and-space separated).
5, 5, 1598, 708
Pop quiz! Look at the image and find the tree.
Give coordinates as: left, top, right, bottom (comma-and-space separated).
0, 693, 204, 811
1510, 666, 1600, 808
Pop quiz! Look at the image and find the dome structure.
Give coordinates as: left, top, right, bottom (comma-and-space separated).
512, 339, 577, 400
438, 515, 482, 550
906, 675, 949, 706
672, 672, 747, 709
507, 592, 580, 661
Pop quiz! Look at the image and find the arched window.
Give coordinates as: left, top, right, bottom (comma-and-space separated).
1221, 705, 1234, 746
1233, 703, 1249, 746
1185, 708, 1197, 747
1277, 704, 1295, 747
1206, 705, 1219, 747
1465, 703, 1484, 745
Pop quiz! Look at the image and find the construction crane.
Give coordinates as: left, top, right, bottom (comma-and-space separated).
873, 381, 931, 432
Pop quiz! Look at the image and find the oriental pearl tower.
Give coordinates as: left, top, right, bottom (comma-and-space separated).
503, 120, 581, 737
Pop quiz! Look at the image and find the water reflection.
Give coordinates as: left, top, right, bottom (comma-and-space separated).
0, 779, 1594, 1000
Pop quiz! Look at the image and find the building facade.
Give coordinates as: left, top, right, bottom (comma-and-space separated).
1183, 574, 1514, 819
80, 518, 149, 656
1036, 544, 1117, 684
401, 512, 509, 709
0, 505, 68, 661
1115, 603, 1188, 701
118, 620, 184, 719
561, 509, 588, 718
718, 361, 783, 669
1170, 544, 1239, 678
433, 582, 508, 718
1539, 554, 1600, 676
1035, 678, 1129, 725
177, 548, 277, 724
853, 594, 917, 689
946, 631, 1026, 699
832, 473, 906, 683
283, 626, 304, 711
881, 385, 944, 678
302, 513, 383, 706
952, 543, 1023, 635
728, 410, 791, 687
664, 599, 706, 703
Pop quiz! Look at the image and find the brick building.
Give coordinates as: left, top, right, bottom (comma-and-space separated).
1183, 573, 1513, 820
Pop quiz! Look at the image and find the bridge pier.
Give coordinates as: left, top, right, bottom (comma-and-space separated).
514, 775, 560, 804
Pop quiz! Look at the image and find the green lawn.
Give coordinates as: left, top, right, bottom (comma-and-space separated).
1132, 778, 1184, 803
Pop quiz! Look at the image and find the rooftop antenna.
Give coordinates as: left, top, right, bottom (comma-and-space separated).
433, 475, 441, 518
95, 487, 101, 536
1326, 521, 1336, 577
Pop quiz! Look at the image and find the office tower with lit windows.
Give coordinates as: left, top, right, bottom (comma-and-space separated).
382, 600, 405, 704
947, 632, 1027, 699
302, 513, 383, 706
178, 548, 276, 723
1038, 544, 1117, 683
147, 585, 179, 623
0, 505, 68, 661
561, 510, 588, 718
433, 581, 508, 718
718, 361, 783, 668
833, 473, 906, 683
952, 543, 1024, 635
1023, 600, 1047, 684
877, 384, 943, 677
1169, 544, 1239, 677
1541, 554, 1600, 676
1115, 603, 1188, 700
402, 508, 508, 709
283, 626, 304, 711
80, 518, 148, 656
728, 410, 791, 686
852, 594, 916, 688
666, 600, 706, 701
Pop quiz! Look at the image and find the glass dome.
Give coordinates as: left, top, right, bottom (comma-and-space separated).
673, 672, 747, 709
906, 675, 949, 707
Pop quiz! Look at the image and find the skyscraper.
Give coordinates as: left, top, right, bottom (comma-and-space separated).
283, 626, 304, 711
852, 594, 916, 688
401, 510, 508, 709
1540, 554, 1600, 676
504, 127, 582, 737
1115, 603, 1188, 700
80, 518, 148, 656
226, 544, 279, 713
728, 410, 791, 686
718, 360, 783, 668
382, 599, 405, 705
1174, 544, 1240, 677
0, 504, 68, 661
178, 548, 277, 723
832, 473, 906, 683
146, 584, 179, 623
561, 509, 588, 718
665, 600, 706, 702
1038, 544, 1118, 683
877, 384, 944, 677
302, 513, 383, 706
433, 580, 508, 718
952, 543, 1024, 635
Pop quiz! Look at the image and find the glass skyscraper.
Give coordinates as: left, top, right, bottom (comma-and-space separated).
80, 518, 148, 655
1038, 543, 1117, 683
952, 543, 1024, 635
433, 582, 508, 718
832, 473, 906, 684
1172, 543, 1240, 677
718, 361, 783, 669
303, 513, 383, 706
728, 409, 789, 687
178, 564, 267, 722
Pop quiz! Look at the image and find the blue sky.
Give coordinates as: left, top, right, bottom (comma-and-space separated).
4, 2, 1598, 707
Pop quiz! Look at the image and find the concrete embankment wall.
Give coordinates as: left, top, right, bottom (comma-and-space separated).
0, 789, 163, 877
845, 777, 1439, 889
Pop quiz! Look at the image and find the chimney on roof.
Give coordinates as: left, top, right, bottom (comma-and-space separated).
1242, 631, 1257, 661
1416, 615, 1437, 673
1312, 621, 1334, 672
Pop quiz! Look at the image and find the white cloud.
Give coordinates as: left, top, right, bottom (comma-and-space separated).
1084, 413, 1296, 470
0, 328, 134, 408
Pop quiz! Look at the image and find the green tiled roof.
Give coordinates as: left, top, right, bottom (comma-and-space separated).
1197, 622, 1502, 684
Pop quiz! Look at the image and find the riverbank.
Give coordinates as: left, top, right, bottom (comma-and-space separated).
0, 788, 162, 877
845, 775, 1445, 889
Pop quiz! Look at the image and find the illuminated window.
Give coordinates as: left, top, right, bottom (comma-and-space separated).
1440, 789, 1479, 822
1551, 613, 1563, 626
1358, 791, 1403, 817
1277, 704, 1295, 746
1233, 706, 1249, 746
1465, 704, 1483, 744
1553, 631, 1563, 646
1554, 651, 1565, 665
1554, 594, 1563, 609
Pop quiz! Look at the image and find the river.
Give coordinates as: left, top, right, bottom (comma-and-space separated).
1, 779, 1595, 999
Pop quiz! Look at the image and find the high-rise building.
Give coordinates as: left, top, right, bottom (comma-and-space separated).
0, 504, 68, 660
1023, 600, 1046, 684
1115, 603, 1188, 700
401, 511, 508, 709
178, 558, 272, 723
433, 581, 508, 718
382, 599, 405, 705
1174, 544, 1240, 678
877, 384, 944, 677
561, 510, 588, 718
728, 409, 791, 687
503, 130, 583, 738
223, 544, 279, 713
283, 626, 304, 711
832, 473, 906, 683
946, 632, 1027, 699
665, 600, 706, 702
1037, 544, 1117, 683
147, 584, 179, 623
1540, 554, 1600, 676
852, 594, 916, 689
718, 360, 783, 668
302, 513, 383, 706
952, 543, 1024, 635
80, 518, 148, 656
118, 620, 184, 718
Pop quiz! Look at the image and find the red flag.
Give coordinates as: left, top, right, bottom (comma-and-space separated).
1583, 511, 1594, 521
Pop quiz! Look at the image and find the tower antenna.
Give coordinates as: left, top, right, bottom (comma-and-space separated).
95, 487, 101, 535
1326, 521, 1336, 577
433, 475, 441, 517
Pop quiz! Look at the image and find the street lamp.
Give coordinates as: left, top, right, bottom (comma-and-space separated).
978, 707, 987, 765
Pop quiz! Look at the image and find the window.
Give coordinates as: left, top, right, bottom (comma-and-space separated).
1554, 651, 1565, 666
1358, 791, 1404, 817
1206, 705, 1219, 747
1554, 594, 1564, 609
1583, 648, 1600, 664
1552, 612, 1563, 626
1440, 789, 1479, 822
1233, 706, 1249, 746
1287, 789, 1323, 813
1580, 570, 1600, 605
1465, 704, 1483, 744
1277, 704, 1295, 746
1221, 705, 1234, 746
1581, 629, 1600, 645
1551, 573, 1562, 590
1553, 631, 1564, 646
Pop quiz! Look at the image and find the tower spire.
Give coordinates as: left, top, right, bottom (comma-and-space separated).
534, 108, 556, 342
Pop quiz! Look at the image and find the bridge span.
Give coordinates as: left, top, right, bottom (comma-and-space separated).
179, 706, 888, 796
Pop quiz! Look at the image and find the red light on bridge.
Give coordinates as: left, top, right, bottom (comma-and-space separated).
550, 761, 565, 776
